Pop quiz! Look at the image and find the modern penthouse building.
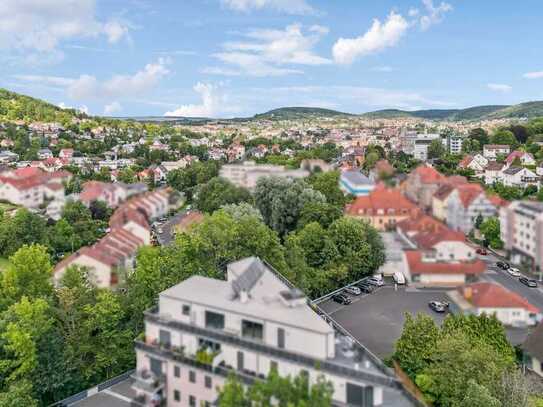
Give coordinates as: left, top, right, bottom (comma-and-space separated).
132, 257, 418, 406
500, 201, 543, 273
219, 161, 309, 189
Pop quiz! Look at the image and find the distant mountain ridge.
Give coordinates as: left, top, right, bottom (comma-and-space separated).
253, 107, 355, 120
360, 102, 543, 121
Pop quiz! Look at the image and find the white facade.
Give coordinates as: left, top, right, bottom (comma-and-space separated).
483, 145, 511, 159
133, 257, 412, 407
219, 161, 309, 189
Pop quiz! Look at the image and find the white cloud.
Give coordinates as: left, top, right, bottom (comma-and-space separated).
58, 102, 89, 114
165, 83, 224, 117
13, 58, 170, 100
487, 83, 512, 93
104, 101, 122, 115
0, 0, 130, 54
333, 12, 409, 65
221, 0, 315, 15
207, 24, 330, 77
419, 0, 453, 31
524, 71, 543, 79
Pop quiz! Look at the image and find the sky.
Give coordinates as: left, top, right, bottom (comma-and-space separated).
1, 0, 543, 118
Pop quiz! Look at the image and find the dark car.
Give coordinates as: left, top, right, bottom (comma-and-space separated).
356, 282, 375, 293
476, 248, 488, 255
496, 261, 510, 269
519, 277, 538, 288
332, 294, 352, 305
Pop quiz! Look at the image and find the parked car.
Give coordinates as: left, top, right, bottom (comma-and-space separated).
496, 261, 510, 269
367, 276, 384, 287
344, 286, 361, 296
356, 283, 374, 293
507, 267, 521, 277
332, 294, 352, 305
476, 248, 488, 255
428, 301, 448, 313
393, 272, 406, 285
519, 277, 538, 288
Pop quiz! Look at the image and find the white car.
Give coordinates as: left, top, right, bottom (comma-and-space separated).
507, 267, 521, 277
344, 286, 361, 296
367, 276, 384, 287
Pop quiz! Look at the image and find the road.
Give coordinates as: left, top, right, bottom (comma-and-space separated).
154, 209, 189, 246
478, 252, 543, 311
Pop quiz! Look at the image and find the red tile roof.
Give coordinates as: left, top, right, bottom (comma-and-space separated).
413, 165, 445, 184
458, 282, 539, 313
396, 213, 448, 235
487, 194, 509, 208
455, 183, 484, 208
433, 184, 455, 201
412, 228, 466, 249
404, 250, 486, 275
458, 155, 473, 169
345, 186, 419, 216
505, 150, 533, 165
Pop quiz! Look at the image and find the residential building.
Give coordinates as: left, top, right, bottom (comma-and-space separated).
0, 150, 18, 164
505, 150, 536, 167
446, 184, 498, 233
396, 213, 448, 241
345, 185, 420, 231
448, 282, 540, 327
300, 158, 334, 173
483, 161, 506, 185
54, 188, 182, 288
500, 201, 543, 272
483, 144, 511, 159
402, 165, 465, 210
413, 133, 440, 161
458, 154, 488, 174
339, 170, 376, 196
132, 257, 418, 406
444, 133, 464, 154
0, 167, 71, 208
431, 184, 455, 221
219, 161, 309, 189
522, 323, 543, 377
500, 166, 539, 189
37, 148, 53, 159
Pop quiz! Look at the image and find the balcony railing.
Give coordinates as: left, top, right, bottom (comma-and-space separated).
142, 308, 399, 388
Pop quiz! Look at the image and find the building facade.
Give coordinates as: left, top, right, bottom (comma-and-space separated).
219, 161, 309, 189
132, 257, 418, 406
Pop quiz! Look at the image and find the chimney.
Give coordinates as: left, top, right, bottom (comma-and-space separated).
239, 290, 249, 304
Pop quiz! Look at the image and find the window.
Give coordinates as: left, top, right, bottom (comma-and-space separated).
203, 402, 211, 407
182, 305, 191, 316
189, 395, 196, 407
174, 390, 181, 402
242, 320, 263, 341
205, 375, 212, 388
198, 338, 221, 352
205, 311, 225, 330
277, 328, 285, 349
174, 365, 180, 378
189, 370, 196, 383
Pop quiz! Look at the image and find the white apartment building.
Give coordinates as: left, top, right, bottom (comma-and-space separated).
413, 134, 440, 161
219, 161, 309, 189
501, 201, 543, 273
483, 144, 511, 159
132, 257, 417, 407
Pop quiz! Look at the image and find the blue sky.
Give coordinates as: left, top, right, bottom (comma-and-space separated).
1, 0, 543, 118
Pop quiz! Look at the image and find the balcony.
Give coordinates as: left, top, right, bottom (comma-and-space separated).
131, 370, 166, 406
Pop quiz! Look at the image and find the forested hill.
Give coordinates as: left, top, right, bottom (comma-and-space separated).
0, 88, 87, 124
360, 102, 543, 121
253, 107, 354, 120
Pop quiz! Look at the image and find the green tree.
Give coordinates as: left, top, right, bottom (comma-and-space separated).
480, 217, 503, 249
194, 177, 253, 214
308, 170, 347, 207
1, 245, 53, 307
217, 374, 251, 406
0, 209, 48, 256
298, 201, 343, 229
461, 380, 500, 407
0, 380, 38, 407
393, 313, 440, 378
427, 139, 446, 159
491, 129, 518, 148
116, 167, 137, 184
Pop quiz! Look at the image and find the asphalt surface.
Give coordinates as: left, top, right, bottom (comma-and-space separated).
478, 252, 543, 311
155, 209, 189, 245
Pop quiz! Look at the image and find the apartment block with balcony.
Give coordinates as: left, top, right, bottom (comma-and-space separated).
500, 201, 543, 272
132, 257, 418, 407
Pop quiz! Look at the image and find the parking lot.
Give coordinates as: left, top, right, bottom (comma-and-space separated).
318, 284, 529, 358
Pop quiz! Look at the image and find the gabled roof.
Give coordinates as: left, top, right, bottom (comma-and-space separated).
341, 170, 373, 186
396, 213, 448, 235
455, 183, 484, 208
502, 166, 524, 175
412, 165, 444, 184
458, 155, 473, 169
484, 144, 510, 150
486, 161, 505, 171
412, 228, 466, 250
404, 250, 485, 275
505, 150, 534, 164
345, 186, 419, 215
458, 282, 539, 313
433, 184, 455, 201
